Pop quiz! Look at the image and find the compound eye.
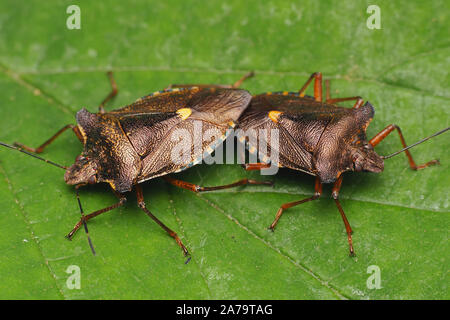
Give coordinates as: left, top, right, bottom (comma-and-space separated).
353, 155, 363, 172
76, 155, 85, 162
88, 175, 97, 185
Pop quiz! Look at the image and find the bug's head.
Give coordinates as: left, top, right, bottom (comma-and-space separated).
342, 102, 384, 175
64, 154, 98, 186
349, 142, 384, 173
313, 101, 383, 183
63, 108, 141, 193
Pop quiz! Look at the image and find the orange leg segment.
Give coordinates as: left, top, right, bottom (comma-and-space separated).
331, 175, 355, 257
66, 189, 126, 240
14, 124, 82, 153
269, 177, 322, 231
135, 184, 189, 258
299, 72, 322, 102
163, 176, 273, 192
98, 71, 118, 113
369, 124, 440, 170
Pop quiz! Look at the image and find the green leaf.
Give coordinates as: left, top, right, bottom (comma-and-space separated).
0, 0, 448, 299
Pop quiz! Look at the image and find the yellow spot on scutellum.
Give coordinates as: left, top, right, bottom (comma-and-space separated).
268, 110, 283, 123
176, 108, 192, 120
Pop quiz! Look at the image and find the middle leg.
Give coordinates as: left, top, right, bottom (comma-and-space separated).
269, 177, 322, 231
324, 78, 364, 108
163, 176, 273, 192
135, 184, 189, 257
66, 189, 127, 239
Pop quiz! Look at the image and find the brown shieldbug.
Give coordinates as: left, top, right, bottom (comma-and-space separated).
0, 72, 272, 260
237, 72, 449, 256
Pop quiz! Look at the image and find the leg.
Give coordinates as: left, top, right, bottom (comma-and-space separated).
325, 79, 331, 101
239, 145, 278, 171
14, 124, 82, 153
98, 71, 118, 113
298, 72, 322, 102
237, 139, 276, 172
231, 71, 255, 88
269, 177, 322, 230
326, 96, 364, 109
242, 163, 272, 171
324, 78, 364, 108
135, 184, 189, 257
331, 175, 355, 256
66, 189, 127, 239
166, 71, 254, 90
163, 176, 273, 192
369, 124, 440, 170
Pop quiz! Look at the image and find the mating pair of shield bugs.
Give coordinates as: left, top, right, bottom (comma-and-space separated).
1, 71, 447, 260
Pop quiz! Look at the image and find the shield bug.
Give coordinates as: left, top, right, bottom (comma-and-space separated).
237, 72, 449, 256
0, 72, 272, 260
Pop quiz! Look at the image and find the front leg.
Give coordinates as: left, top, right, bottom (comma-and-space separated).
369, 124, 440, 170
331, 175, 355, 257
14, 124, 83, 153
66, 188, 127, 240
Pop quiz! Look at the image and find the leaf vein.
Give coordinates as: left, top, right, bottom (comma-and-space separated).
0, 163, 66, 299
195, 193, 350, 300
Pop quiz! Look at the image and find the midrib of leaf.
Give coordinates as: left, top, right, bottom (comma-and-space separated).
3, 62, 450, 100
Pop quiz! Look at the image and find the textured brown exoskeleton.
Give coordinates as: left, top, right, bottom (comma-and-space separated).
237, 72, 448, 256
0, 72, 272, 260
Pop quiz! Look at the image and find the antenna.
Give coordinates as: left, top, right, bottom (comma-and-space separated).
381, 127, 449, 159
0, 142, 67, 170
75, 187, 96, 256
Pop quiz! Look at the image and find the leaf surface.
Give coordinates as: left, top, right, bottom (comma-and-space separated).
0, 0, 448, 299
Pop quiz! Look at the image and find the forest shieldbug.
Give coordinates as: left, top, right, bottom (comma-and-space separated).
237, 72, 449, 256
0, 72, 272, 260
